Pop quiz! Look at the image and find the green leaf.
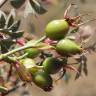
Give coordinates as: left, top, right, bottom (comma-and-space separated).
1, 39, 15, 47
10, 0, 26, 9
0, 29, 23, 38
0, 10, 6, 28
0, 86, 8, 93
29, 0, 47, 14
10, 30, 24, 38
5, 9, 15, 28
0, 39, 14, 53
0, 43, 8, 53
24, 0, 36, 18
0, 29, 12, 35
8, 20, 21, 32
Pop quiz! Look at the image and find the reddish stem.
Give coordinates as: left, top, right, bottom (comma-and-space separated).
44, 38, 57, 45
64, 65, 79, 74
16, 38, 25, 46
7, 65, 13, 81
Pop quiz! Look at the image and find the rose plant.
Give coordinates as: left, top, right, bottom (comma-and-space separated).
0, 0, 95, 95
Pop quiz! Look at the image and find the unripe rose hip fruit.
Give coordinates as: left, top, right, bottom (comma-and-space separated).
32, 71, 53, 91
45, 19, 69, 40
42, 57, 63, 74
24, 40, 40, 58
56, 39, 82, 56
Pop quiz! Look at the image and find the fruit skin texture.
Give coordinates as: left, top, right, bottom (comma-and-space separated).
56, 39, 81, 55
32, 71, 53, 91
24, 40, 40, 58
45, 19, 69, 40
42, 57, 63, 74
25, 48, 40, 58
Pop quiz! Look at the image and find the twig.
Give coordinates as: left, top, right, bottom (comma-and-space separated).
0, 36, 46, 60
0, 0, 8, 8
7, 65, 13, 81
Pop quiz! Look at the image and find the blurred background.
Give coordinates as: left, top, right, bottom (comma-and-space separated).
1, 0, 96, 96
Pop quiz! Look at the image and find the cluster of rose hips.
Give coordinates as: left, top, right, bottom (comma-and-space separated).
0, 4, 88, 92
17, 5, 84, 91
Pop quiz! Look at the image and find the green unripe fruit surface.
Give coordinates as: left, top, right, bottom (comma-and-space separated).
25, 40, 40, 58
45, 19, 69, 40
56, 39, 81, 55
32, 71, 53, 91
42, 57, 63, 74
25, 48, 40, 58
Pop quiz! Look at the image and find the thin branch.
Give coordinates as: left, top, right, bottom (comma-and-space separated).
0, 36, 46, 60
0, 0, 8, 8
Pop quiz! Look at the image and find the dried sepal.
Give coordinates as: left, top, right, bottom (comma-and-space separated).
75, 63, 82, 80
13, 62, 32, 82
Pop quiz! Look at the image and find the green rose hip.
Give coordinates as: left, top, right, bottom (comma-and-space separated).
45, 19, 69, 40
56, 39, 82, 56
42, 57, 63, 74
32, 71, 53, 91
